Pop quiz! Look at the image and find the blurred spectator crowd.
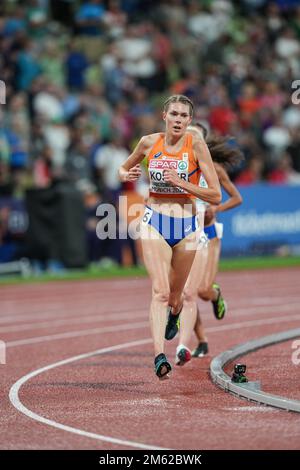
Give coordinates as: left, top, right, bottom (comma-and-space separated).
0, 0, 300, 267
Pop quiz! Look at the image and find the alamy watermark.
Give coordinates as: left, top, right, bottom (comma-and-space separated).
291, 339, 300, 365
0, 340, 6, 364
0, 80, 6, 104
95, 196, 205, 250
96, 196, 145, 241
291, 80, 300, 105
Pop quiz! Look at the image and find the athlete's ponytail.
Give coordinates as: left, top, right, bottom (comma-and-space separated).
188, 123, 244, 169
206, 135, 244, 170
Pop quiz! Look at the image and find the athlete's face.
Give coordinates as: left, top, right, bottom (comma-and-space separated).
163, 102, 192, 137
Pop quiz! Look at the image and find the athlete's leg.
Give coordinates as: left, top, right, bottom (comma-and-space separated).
197, 237, 226, 320
168, 208, 204, 315
192, 306, 209, 357
164, 230, 198, 341
179, 243, 208, 346
194, 305, 208, 342
168, 236, 198, 313
198, 238, 221, 301
141, 224, 172, 357
171, 209, 206, 356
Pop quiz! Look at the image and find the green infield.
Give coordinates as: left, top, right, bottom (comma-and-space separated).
0, 256, 300, 285
220, 256, 300, 271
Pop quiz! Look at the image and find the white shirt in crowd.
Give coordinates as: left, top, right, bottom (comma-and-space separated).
94, 143, 129, 190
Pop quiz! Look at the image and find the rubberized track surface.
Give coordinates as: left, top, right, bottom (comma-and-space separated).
1, 268, 300, 450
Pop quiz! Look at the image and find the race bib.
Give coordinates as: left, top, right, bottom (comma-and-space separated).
148, 157, 189, 195
142, 208, 153, 225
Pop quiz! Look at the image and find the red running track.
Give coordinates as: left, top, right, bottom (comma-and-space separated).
0, 267, 300, 450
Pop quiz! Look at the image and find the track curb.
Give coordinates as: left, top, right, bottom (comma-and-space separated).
210, 328, 300, 412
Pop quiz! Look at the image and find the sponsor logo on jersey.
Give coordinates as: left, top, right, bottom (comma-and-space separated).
154, 151, 162, 158
178, 160, 188, 171
149, 159, 178, 170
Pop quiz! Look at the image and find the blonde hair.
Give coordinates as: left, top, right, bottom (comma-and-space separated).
163, 95, 194, 116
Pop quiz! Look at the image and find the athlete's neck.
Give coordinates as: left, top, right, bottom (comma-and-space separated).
164, 133, 184, 147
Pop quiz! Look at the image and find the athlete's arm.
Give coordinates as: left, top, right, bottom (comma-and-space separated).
119, 135, 154, 182
164, 137, 221, 204
215, 163, 243, 212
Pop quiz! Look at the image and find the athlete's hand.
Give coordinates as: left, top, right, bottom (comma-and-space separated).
204, 205, 219, 224
127, 164, 142, 181
163, 169, 181, 186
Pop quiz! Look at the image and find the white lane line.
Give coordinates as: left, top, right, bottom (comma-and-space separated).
0, 308, 69, 324
5, 312, 300, 349
9, 313, 300, 450
2, 296, 299, 335
2, 301, 298, 333
6, 321, 149, 348
0, 289, 147, 306
0, 310, 147, 333
9, 338, 167, 451
206, 313, 300, 333
208, 302, 298, 319
0, 305, 143, 324
236, 296, 300, 306
218, 284, 300, 294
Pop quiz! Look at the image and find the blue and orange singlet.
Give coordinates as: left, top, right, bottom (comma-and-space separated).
147, 133, 201, 198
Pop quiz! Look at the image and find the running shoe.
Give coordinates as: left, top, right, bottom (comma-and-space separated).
165, 305, 182, 340
212, 283, 227, 320
154, 353, 172, 380
192, 341, 209, 358
175, 345, 191, 366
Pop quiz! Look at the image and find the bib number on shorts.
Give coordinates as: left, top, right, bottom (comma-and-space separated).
142, 208, 153, 225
